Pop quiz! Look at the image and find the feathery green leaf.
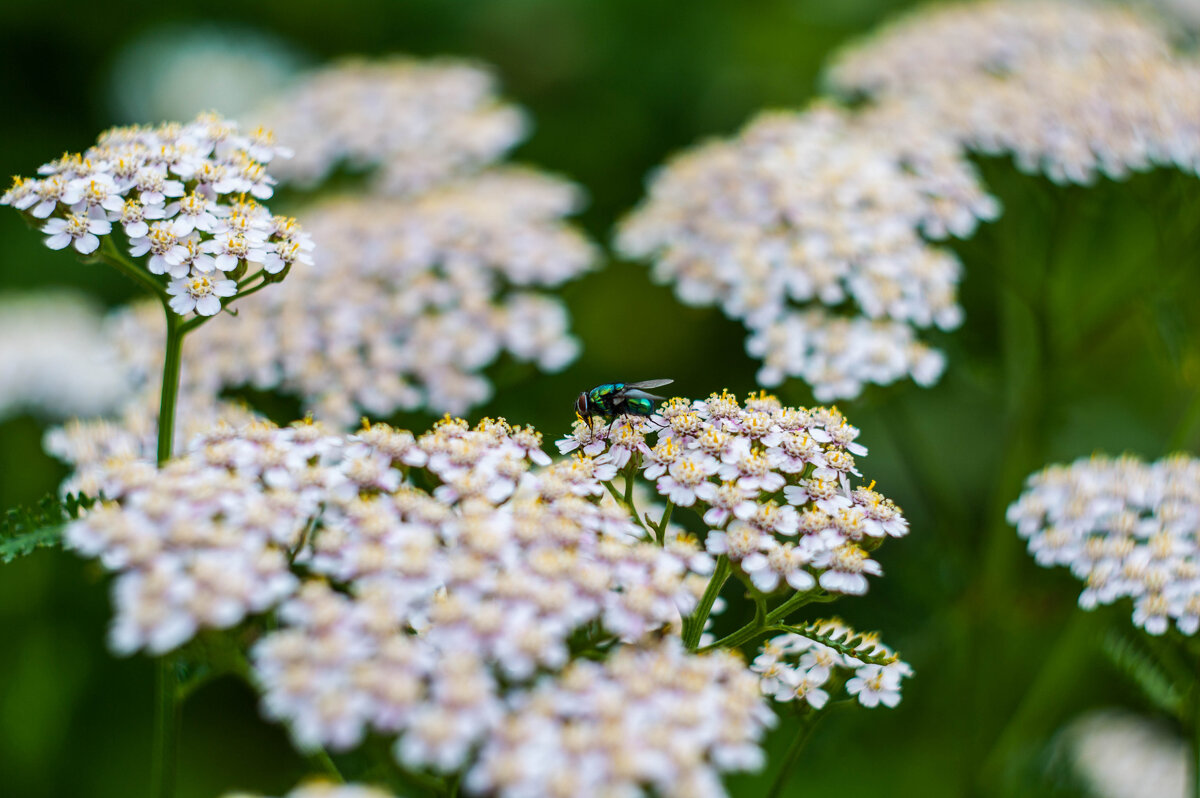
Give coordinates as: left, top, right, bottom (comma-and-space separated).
775, 621, 898, 666
1102, 630, 1185, 720
0, 492, 98, 564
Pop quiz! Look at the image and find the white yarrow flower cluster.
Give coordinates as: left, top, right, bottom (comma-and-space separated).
1007, 454, 1200, 636
751, 620, 912, 711
467, 640, 774, 798
558, 390, 908, 597
62, 420, 348, 654
826, 0, 1200, 183
254, 417, 718, 763
1, 113, 312, 316
44, 390, 262, 498
255, 57, 527, 195
616, 105, 998, 400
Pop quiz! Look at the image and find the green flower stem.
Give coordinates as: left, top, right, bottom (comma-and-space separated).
309, 748, 345, 783
231, 272, 271, 303
150, 658, 181, 798
156, 309, 184, 465
699, 587, 834, 652
97, 237, 168, 300
653, 501, 674, 546
151, 277, 192, 798
766, 708, 823, 798
622, 455, 642, 515
603, 480, 650, 535
753, 594, 767, 627
683, 555, 730, 650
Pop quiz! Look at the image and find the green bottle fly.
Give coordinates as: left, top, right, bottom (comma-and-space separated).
574, 379, 673, 430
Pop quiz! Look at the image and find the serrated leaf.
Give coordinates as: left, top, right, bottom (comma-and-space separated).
1102, 630, 1185, 720
776, 622, 898, 666
0, 492, 98, 564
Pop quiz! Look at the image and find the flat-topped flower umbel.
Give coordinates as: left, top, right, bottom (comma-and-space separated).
2, 113, 312, 317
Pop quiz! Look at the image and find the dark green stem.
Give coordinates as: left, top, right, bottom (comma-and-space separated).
700, 588, 833, 652
157, 309, 184, 465
151, 294, 190, 798
684, 555, 730, 650
310, 748, 344, 783
753, 594, 767, 627
766, 710, 823, 798
654, 501, 674, 546
230, 272, 271, 303
603, 480, 649, 535
97, 237, 168, 300
150, 658, 180, 798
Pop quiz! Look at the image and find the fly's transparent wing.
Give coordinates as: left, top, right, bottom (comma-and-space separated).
622, 379, 673, 402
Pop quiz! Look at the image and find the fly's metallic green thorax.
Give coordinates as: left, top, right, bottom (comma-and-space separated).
575, 379, 674, 427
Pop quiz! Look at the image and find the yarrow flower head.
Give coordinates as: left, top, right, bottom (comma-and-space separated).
1008, 454, 1200, 635
1, 113, 311, 317
558, 390, 908, 599
826, 0, 1200, 183
255, 57, 527, 195
751, 619, 912, 710
466, 640, 774, 797
616, 104, 998, 400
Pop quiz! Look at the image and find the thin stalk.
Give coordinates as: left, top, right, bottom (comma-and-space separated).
766, 710, 823, 798
151, 302, 189, 797
157, 309, 185, 465
150, 658, 181, 798
700, 588, 834, 652
310, 748, 344, 783
97, 237, 168, 300
230, 273, 272, 303
753, 594, 767, 627
654, 501, 674, 546
684, 555, 730, 650
603, 480, 649, 535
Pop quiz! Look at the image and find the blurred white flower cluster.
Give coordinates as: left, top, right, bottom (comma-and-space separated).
227, 784, 398, 798
255, 57, 527, 196
1065, 709, 1189, 798
616, 104, 998, 400
0, 292, 130, 422
0, 113, 312, 316
107, 24, 303, 124
1007, 454, 1200, 635
257, 593, 769, 796
621, 0, 1200, 401
466, 640, 772, 797
558, 390, 908, 597
826, 0, 1200, 184
751, 620, 911, 710
107, 168, 593, 423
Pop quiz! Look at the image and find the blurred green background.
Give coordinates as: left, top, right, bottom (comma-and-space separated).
3, 1, 1200, 796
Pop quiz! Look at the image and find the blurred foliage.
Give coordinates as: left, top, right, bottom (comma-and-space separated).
2, 1, 1200, 797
